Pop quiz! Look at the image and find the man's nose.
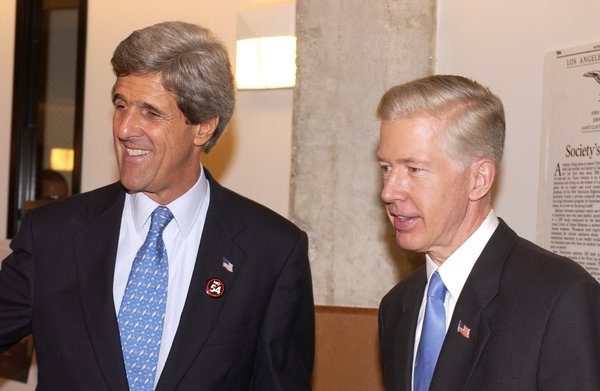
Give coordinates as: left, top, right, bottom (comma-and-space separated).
381, 172, 408, 204
115, 109, 142, 139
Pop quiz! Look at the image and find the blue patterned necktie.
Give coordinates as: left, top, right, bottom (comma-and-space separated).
118, 206, 173, 391
414, 271, 447, 391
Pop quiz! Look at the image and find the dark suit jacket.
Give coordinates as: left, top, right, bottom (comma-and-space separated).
0, 174, 314, 390
379, 219, 600, 390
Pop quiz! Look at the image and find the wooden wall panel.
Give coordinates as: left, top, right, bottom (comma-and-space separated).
312, 306, 384, 390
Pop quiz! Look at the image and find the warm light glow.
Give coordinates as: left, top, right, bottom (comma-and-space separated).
236, 36, 296, 89
50, 148, 74, 172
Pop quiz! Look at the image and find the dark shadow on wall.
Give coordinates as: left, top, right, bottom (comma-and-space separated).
201, 119, 238, 181
0, 335, 34, 383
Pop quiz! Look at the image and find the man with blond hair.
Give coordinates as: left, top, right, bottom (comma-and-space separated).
377, 74, 600, 390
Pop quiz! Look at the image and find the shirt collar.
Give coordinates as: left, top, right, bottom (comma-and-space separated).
425, 209, 499, 301
129, 166, 209, 238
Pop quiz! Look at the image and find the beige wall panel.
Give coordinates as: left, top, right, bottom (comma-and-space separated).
292, 0, 435, 307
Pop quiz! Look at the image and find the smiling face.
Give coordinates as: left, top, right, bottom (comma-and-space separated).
112, 73, 216, 205
377, 115, 491, 264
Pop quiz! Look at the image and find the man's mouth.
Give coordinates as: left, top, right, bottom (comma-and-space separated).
393, 215, 419, 230
126, 148, 150, 156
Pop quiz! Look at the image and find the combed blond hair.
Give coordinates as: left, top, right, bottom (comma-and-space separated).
377, 75, 505, 168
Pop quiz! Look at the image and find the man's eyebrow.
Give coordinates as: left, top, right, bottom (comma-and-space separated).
376, 154, 428, 165
111, 92, 123, 103
139, 101, 165, 115
111, 93, 165, 115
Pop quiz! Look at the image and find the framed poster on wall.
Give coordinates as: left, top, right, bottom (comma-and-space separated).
537, 42, 600, 281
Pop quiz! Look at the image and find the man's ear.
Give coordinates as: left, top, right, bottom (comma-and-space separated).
194, 117, 219, 147
469, 157, 496, 201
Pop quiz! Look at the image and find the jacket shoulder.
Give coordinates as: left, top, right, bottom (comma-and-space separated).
25, 182, 124, 221
380, 266, 425, 311
209, 179, 305, 241
508, 235, 597, 286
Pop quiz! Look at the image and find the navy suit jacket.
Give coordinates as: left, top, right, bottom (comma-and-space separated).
0, 174, 314, 390
379, 219, 600, 390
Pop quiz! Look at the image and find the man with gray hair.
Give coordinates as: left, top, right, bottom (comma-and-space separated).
0, 21, 314, 390
377, 75, 600, 390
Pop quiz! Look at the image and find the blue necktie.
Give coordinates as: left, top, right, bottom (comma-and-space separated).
414, 271, 447, 391
118, 206, 173, 391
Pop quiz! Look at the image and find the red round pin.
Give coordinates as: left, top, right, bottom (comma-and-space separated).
205, 278, 225, 298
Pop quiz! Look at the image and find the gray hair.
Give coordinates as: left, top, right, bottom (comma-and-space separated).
111, 21, 235, 152
376, 75, 505, 168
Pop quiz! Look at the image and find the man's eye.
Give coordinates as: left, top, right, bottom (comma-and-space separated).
142, 108, 161, 118
379, 164, 391, 173
408, 166, 424, 173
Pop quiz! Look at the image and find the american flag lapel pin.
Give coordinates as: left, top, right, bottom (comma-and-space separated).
457, 320, 471, 339
222, 257, 234, 273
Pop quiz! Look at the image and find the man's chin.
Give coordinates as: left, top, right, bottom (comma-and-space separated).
395, 234, 426, 253
119, 177, 147, 194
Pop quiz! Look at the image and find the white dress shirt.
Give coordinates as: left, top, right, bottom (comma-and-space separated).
411, 210, 499, 387
113, 167, 210, 387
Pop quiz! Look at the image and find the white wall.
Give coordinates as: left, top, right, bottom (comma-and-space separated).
202, 89, 293, 217
436, 0, 600, 242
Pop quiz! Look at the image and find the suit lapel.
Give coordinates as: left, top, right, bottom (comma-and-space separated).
157, 175, 246, 390
73, 183, 129, 391
430, 285, 492, 391
394, 273, 426, 391
430, 220, 518, 390
385, 267, 427, 391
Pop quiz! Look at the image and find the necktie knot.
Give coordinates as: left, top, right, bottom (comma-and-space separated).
150, 206, 174, 235
428, 271, 447, 301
